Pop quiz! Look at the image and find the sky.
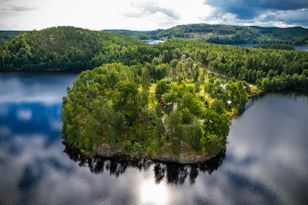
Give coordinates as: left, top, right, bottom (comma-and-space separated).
0, 0, 307, 30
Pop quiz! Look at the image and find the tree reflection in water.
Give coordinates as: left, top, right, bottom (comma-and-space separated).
63, 142, 225, 185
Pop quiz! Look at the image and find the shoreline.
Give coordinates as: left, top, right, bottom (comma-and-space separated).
62, 89, 307, 165
0, 68, 84, 73
63, 141, 226, 165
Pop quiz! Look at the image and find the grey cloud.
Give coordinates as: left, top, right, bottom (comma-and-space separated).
124, 12, 146, 18
206, 0, 308, 11
0, 5, 37, 12
202, 0, 308, 27
143, 6, 179, 19
124, 2, 179, 20
205, 0, 308, 19
264, 9, 308, 27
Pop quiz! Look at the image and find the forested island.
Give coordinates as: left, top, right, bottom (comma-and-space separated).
1, 26, 307, 163
63, 63, 252, 163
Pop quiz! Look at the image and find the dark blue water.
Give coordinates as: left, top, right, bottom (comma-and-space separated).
0, 72, 308, 205
294, 45, 308, 52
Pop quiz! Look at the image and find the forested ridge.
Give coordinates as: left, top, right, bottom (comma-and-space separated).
0, 26, 140, 70
2, 23, 307, 46
0, 31, 23, 44
107, 23, 308, 45
1, 26, 307, 91
255, 44, 295, 50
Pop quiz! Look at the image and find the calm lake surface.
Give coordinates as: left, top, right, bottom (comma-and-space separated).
143, 39, 165, 44
0, 73, 308, 205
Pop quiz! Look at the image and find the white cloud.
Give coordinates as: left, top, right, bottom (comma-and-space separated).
0, 0, 307, 30
17, 109, 32, 120
0, 73, 76, 104
50, 119, 61, 131
0, 0, 212, 30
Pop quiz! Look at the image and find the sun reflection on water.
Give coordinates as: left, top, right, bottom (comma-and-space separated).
139, 179, 169, 205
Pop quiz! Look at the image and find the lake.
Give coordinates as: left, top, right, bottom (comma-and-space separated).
143, 39, 165, 44
0, 73, 308, 205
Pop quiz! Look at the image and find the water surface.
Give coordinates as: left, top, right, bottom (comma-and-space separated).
294, 45, 308, 52
143, 39, 165, 44
0, 73, 308, 205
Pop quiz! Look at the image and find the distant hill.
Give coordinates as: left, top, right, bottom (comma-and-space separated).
0, 26, 140, 71
0, 31, 24, 44
106, 23, 308, 45
104, 29, 163, 40
1, 24, 307, 71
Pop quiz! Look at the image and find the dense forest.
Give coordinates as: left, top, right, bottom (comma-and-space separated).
0, 26, 140, 70
0, 31, 23, 44
59, 26, 307, 162
1, 26, 307, 91
107, 23, 308, 45
255, 44, 295, 50
63, 63, 250, 162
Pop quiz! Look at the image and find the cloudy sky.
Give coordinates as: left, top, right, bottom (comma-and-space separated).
0, 0, 307, 30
